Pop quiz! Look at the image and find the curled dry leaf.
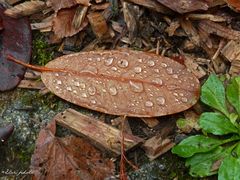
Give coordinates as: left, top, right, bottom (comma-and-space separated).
4, 1, 46, 18
47, 0, 90, 12
40, 49, 200, 117
31, 120, 115, 180
157, 0, 210, 13
0, 5, 31, 91
53, 6, 88, 38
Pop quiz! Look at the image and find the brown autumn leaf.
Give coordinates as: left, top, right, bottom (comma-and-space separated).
47, 0, 90, 12
31, 120, 115, 180
40, 49, 200, 117
157, 0, 210, 13
53, 6, 88, 38
225, 0, 240, 12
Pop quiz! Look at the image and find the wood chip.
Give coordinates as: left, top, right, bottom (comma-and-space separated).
221, 40, 240, 75
140, 117, 159, 128
126, 0, 173, 14
186, 14, 227, 22
182, 53, 207, 79
142, 118, 175, 160
4, 1, 46, 18
47, 0, 90, 12
87, 12, 109, 39
55, 108, 143, 155
156, 0, 209, 13
142, 136, 175, 160
221, 40, 240, 62
180, 18, 200, 46
198, 20, 240, 40
18, 79, 45, 90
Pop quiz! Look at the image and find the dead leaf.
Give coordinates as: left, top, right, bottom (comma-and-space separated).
40, 49, 200, 117
4, 1, 46, 18
31, 120, 115, 180
47, 0, 90, 12
157, 0, 210, 13
0, 5, 31, 91
225, 0, 240, 12
53, 7, 88, 38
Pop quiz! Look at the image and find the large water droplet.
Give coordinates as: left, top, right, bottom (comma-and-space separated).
147, 60, 155, 67
67, 86, 72, 91
166, 67, 173, 74
129, 81, 144, 93
181, 97, 188, 103
81, 93, 88, 98
179, 93, 184, 97
134, 66, 142, 73
79, 83, 86, 89
145, 101, 154, 107
57, 80, 62, 85
117, 59, 129, 68
152, 78, 163, 85
74, 81, 80, 87
90, 99, 97, 104
156, 96, 165, 105
172, 74, 178, 79
104, 57, 114, 66
111, 67, 118, 71
88, 86, 96, 95
161, 63, 167, 67
109, 86, 118, 96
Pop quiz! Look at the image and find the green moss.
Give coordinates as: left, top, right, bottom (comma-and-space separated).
32, 32, 56, 65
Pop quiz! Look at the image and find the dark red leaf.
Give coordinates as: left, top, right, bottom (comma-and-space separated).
0, 5, 31, 91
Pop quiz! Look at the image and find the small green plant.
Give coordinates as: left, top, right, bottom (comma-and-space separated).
32, 34, 55, 66
172, 74, 240, 179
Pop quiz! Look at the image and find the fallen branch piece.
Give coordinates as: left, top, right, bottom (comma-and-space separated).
54, 108, 143, 155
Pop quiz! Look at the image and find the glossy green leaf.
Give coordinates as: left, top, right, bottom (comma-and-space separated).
199, 112, 238, 135
218, 155, 240, 180
172, 135, 224, 158
201, 74, 229, 117
226, 77, 240, 115
186, 146, 226, 177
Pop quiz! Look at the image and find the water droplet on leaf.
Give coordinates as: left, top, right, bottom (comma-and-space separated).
147, 60, 155, 67
134, 66, 142, 73
156, 96, 165, 105
129, 81, 144, 93
117, 59, 129, 68
88, 86, 96, 95
109, 86, 118, 96
104, 57, 114, 66
145, 101, 154, 107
